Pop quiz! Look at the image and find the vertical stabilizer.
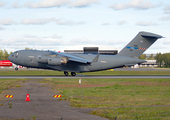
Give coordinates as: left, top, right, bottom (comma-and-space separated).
118, 31, 162, 58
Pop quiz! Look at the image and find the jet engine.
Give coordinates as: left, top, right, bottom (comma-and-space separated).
37, 55, 48, 63
48, 57, 67, 65
37, 55, 67, 65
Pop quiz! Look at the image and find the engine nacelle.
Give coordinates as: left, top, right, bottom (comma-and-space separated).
48, 57, 63, 65
37, 55, 48, 63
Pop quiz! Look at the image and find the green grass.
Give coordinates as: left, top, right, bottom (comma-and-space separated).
0, 70, 170, 76
0, 78, 170, 119
82, 70, 170, 75
91, 106, 170, 120
42, 78, 170, 119
0, 78, 26, 94
0, 70, 63, 76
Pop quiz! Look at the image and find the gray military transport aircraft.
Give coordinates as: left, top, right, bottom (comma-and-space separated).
8, 31, 162, 76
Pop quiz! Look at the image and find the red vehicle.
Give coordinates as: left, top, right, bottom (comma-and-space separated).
0, 60, 13, 67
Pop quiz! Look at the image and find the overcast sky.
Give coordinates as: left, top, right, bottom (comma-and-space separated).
0, 0, 170, 54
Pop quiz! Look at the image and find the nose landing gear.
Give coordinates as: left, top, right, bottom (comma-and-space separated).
15, 67, 18, 71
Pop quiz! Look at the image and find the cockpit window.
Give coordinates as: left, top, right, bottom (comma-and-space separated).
15, 52, 18, 55
13, 51, 18, 55
13, 51, 18, 58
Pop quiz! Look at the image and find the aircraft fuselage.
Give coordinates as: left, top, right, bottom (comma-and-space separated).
8, 50, 144, 73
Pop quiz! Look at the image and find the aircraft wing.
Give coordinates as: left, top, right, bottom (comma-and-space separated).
68, 57, 91, 64
52, 52, 92, 64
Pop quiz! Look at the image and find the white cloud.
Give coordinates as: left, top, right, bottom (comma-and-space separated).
101, 23, 111, 25
52, 34, 62, 39
117, 21, 127, 25
1, 34, 63, 49
0, 18, 86, 26
70, 37, 125, 46
0, 26, 5, 30
0, 18, 17, 25
163, 38, 170, 44
110, 0, 158, 10
20, 18, 86, 25
11, 1, 21, 8
21, 18, 57, 25
76, 21, 86, 25
0, 1, 5, 7
56, 19, 86, 25
70, 0, 99, 7
0, 33, 66, 52
135, 21, 157, 26
70, 38, 90, 44
24, 34, 37, 38
164, 5, 170, 14
24, 0, 71, 8
160, 15, 170, 21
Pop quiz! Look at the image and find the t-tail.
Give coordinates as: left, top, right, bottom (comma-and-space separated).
118, 31, 163, 58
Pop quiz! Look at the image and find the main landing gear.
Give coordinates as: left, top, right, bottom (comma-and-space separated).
64, 71, 76, 76
71, 72, 76, 76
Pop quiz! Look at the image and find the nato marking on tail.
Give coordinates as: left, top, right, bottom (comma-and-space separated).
118, 31, 163, 58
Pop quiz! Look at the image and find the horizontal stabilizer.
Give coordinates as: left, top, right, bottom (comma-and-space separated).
141, 34, 162, 39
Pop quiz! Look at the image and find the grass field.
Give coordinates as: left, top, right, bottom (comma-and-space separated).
0, 78, 170, 119
1, 69, 170, 76
41, 78, 170, 119
0, 79, 23, 95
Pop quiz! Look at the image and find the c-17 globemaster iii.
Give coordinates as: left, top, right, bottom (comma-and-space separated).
8, 31, 163, 76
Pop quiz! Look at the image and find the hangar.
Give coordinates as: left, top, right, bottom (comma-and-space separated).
64, 47, 118, 55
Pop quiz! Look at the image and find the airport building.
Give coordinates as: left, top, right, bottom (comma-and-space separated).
64, 47, 118, 55
137, 60, 158, 68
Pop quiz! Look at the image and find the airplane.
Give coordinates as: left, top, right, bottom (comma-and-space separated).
0, 60, 13, 67
8, 31, 163, 76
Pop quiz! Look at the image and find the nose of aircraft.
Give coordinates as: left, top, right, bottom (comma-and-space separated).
8, 54, 13, 62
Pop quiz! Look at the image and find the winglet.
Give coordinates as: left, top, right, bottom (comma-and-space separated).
92, 54, 100, 62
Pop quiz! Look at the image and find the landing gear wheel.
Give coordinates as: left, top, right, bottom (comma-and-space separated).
15, 67, 18, 71
64, 71, 68, 76
71, 72, 76, 76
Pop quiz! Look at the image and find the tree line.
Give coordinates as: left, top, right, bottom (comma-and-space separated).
139, 53, 170, 68
155, 53, 170, 68
0, 49, 13, 60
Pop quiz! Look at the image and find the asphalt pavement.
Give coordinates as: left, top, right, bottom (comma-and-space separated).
0, 79, 108, 120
